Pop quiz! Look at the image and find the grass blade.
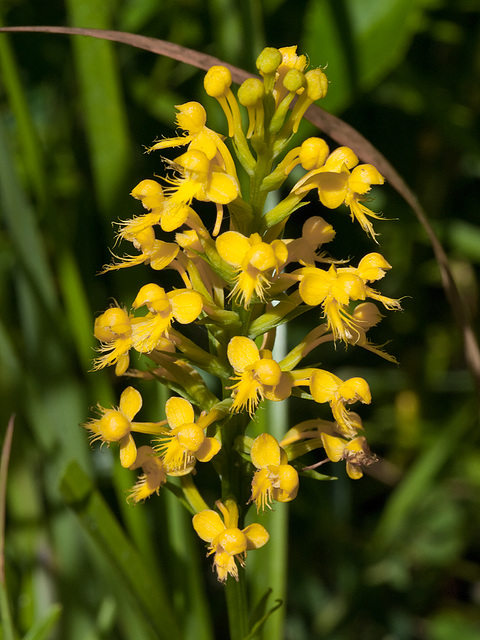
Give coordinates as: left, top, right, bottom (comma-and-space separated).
0, 416, 16, 640
60, 460, 182, 640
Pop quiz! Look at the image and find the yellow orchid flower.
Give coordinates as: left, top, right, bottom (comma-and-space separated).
298, 264, 368, 342
155, 397, 221, 472
293, 146, 385, 240
271, 45, 308, 105
321, 433, 376, 479
284, 216, 335, 267
166, 148, 240, 235
309, 369, 371, 438
149, 101, 238, 181
115, 177, 195, 241
93, 306, 133, 375
192, 499, 269, 582
227, 336, 291, 415
128, 445, 167, 503
131, 283, 203, 354
119, 143, 240, 239
85, 386, 166, 468
297, 253, 401, 343
102, 225, 179, 272
250, 433, 299, 511
216, 231, 289, 306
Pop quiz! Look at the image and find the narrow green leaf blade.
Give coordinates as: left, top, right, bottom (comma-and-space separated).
22, 603, 62, 640
302, 0, 426, 113
59, 460, 182, 639
64, 0, 132, 213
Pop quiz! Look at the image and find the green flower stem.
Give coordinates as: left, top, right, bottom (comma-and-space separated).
219, 412, 249, 503
225, 569, 250, 640
180, 474, 210, 513
250, 155, 273, 215
262, 191, 303, 230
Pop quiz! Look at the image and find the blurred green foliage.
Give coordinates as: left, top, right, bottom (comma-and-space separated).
0, 0, 479, 639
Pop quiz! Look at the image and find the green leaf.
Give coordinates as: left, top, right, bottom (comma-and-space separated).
59, 461, 182, 640
0, 28, 48, 210
22, 603, 62, 640
245, 589, 283, 640
302, 0, 428, 113
64, 0, 132, 214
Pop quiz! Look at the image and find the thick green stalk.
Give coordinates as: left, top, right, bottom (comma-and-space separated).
225, 571, 250, 640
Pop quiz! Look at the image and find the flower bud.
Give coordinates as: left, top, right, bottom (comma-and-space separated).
283, 68, 306, 93
299, 138, 329, 170
204, 65, 232, 98
304, 68, 328, 100
256, 47, 282, 75
238, 78, 265, 106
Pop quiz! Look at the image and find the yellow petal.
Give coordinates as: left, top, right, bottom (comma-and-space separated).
216, 231, 250, 267
244, 243, 276, 271
251, 468, 274, 510
218, 528, 247, 555
213, 551, 237, 582
320, 433, 346, 462
177, 424, 205, 453
149, 241, 179, 270
310, 369, 341, 404
356, 252, 391, 282
315, 171, 349, 209
130, 179, 164, 201
168, 290, 203, 324
165, 397, 195, 429
175, 101, 207, 133
160, 201, 191, 232
195, 437, 221, 462
346, 462, 363, 479
98, 410, 130, 443
132, 283, 167, 311
299, 269, 332, 306
206, 172, 239, 204
275, 465, 299, 502
218, 499, 239, 529
253, 359, 282, 387
189, 131, 217, 160
119, 433, 137, 468
94, 307, 131, 342
349, 164, 384, 194
324, 147, 358, 171
331, 272, 366, 305
115, 353, 130, 377
243, 523, 269, 550
299, 137, 329, 170
264, 371, 293, 402
119, 386, 142, 420
272, 239, 289, 266
338, 377, 371, 404
227, 336, 259, 372
251, 433, 281, 469
192, 510, 225, 543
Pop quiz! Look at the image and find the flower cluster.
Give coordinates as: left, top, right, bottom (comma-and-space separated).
85, 46, 400, 582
